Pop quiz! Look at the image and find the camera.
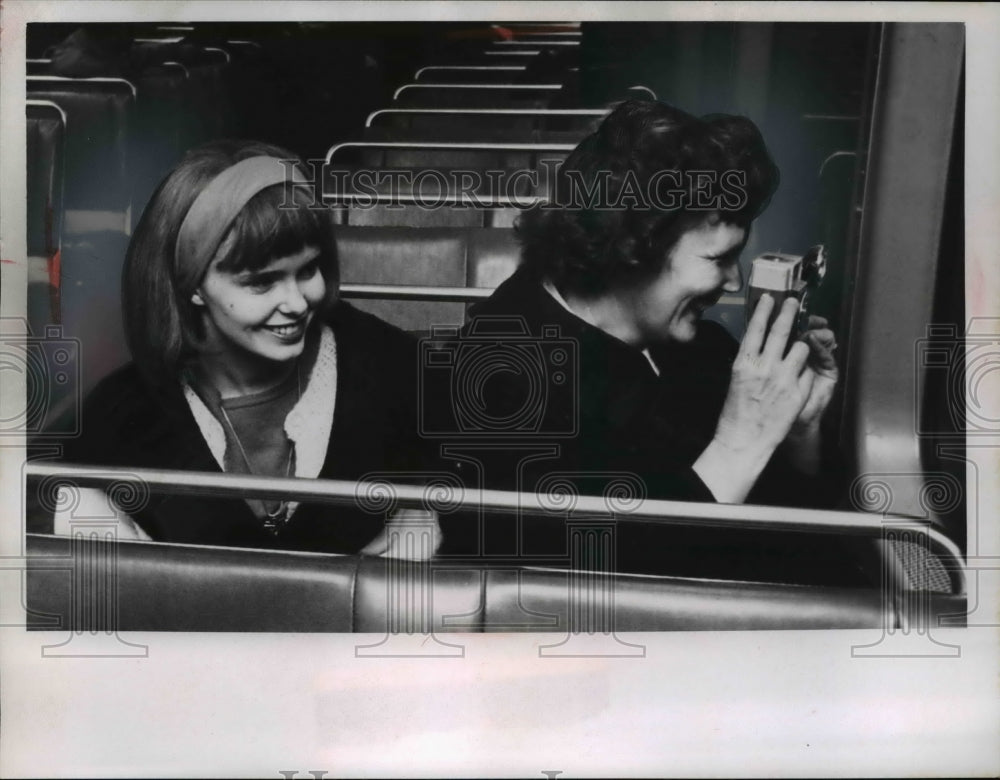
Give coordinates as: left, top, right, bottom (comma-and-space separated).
745, 245, 827, 348
0, 321, 81, 437
418, 316, 578, 438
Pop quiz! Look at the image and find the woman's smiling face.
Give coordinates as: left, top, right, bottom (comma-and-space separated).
627, 213, 747, 345
193, 244, 326, 376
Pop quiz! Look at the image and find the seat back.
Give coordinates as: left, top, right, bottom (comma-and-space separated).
335, 226, 520, 332
130, 62, 191, 225
26, 533, 902, 632
326, 161, 539, 228
26, 100, 67, 329
414, 66, 538, 84
26, 101, 66, 260
353, 556, 487, 633
393, 83, 560, 109
26, 76, 135, 234
27, 533, 356, 631
481, 568, 889, 631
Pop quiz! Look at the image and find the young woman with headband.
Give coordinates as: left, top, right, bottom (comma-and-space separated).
54, 140, 430, 555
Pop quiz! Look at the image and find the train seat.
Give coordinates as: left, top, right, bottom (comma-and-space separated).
393, 84, 561, 109
353, 556, 487, 633
26, 100, 66, 329
335, 226, 519, 332
25, 532, 893, 632
26, 533, 357, 632
414, 66, 545, 85
481, 568, 889, 632
26, 76, 135, 236
362, 123, 596, 146
327, 161, 537, 228
130, 62, 193, 225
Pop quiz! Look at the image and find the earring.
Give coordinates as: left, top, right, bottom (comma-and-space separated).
191, 291, 205, 306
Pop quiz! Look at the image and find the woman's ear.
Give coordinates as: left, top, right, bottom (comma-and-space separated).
191, 290, 205, 306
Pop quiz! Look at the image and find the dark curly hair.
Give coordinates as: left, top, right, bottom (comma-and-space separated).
517, 99, 779, 296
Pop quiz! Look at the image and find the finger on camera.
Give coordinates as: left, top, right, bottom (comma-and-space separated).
783, 339, 811, 375
797, 365, 816, 397
805, 315, 829, 330
742, 293, 775, 356
805, 328, 836, 352
762, 297, 800, 361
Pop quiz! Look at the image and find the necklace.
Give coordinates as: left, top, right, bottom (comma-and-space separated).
215, 365, 301, 535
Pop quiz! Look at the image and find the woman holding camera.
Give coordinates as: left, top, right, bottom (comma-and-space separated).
441, 100, 841, 546
55, 140, 428, 554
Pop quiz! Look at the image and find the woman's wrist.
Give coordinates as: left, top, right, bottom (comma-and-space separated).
693, 436, 773, 504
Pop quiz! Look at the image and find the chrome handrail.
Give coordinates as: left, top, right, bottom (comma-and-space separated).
393, 82, 562, 100
365, 107, 608, 127
340, 284, 494, 302
24, 461, 967, 590
415, 65, 526, 79
134, 36, 185, 44
326, 139, 575, 165
491, 40, 580, 47
508, 32, 582, 38
203, 46, 231, 64
26, 99, 68, 127
26, 75, 138, 99
322, 191, 545, 207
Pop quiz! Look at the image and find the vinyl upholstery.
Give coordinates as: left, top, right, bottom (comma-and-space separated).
335, 226, 520, 331
27, 533, 894, 632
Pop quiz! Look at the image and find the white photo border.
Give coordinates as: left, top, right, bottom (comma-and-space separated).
1, 2, 998, 777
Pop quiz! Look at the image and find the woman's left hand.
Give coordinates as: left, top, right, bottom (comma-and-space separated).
780, 316, 838, 475
791, 315, 839, 433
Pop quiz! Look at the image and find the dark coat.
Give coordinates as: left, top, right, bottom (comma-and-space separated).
431, 266, 847, 575
59, 301, 421, 553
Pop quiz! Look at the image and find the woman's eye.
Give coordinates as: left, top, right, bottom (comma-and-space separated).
296, 260, 320, 281
240, 275, 275, 292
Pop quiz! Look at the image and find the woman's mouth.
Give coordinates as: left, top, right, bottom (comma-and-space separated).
263, 320, 307, 341
688, 294, 720, 316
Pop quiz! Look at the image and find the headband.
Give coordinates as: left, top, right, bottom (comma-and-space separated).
173, 156, 312, 293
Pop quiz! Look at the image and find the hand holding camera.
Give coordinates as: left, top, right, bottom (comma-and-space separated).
694, 295, 816, 502
720, 294, 816, 452
744, 244, 839, 433
794, 314, 838, 433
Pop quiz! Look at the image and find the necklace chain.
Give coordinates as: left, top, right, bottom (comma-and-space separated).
216, 365, 301, 534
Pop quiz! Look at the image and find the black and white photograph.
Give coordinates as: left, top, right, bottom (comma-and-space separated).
1, 2, 998, 777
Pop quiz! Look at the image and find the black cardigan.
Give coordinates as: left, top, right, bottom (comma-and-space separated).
432, 266, 846, 568
59, 301, 422, 553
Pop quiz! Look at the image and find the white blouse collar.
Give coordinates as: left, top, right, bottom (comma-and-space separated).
181, 325, 338, 516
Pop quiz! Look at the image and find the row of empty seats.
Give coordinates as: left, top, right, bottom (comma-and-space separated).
330, 26, 642, 332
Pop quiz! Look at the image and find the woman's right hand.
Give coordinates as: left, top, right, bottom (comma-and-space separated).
693, 294, 813, 503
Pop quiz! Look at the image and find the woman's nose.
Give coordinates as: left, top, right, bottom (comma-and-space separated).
277, 280, 309, 315
721, 261, 743, 293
